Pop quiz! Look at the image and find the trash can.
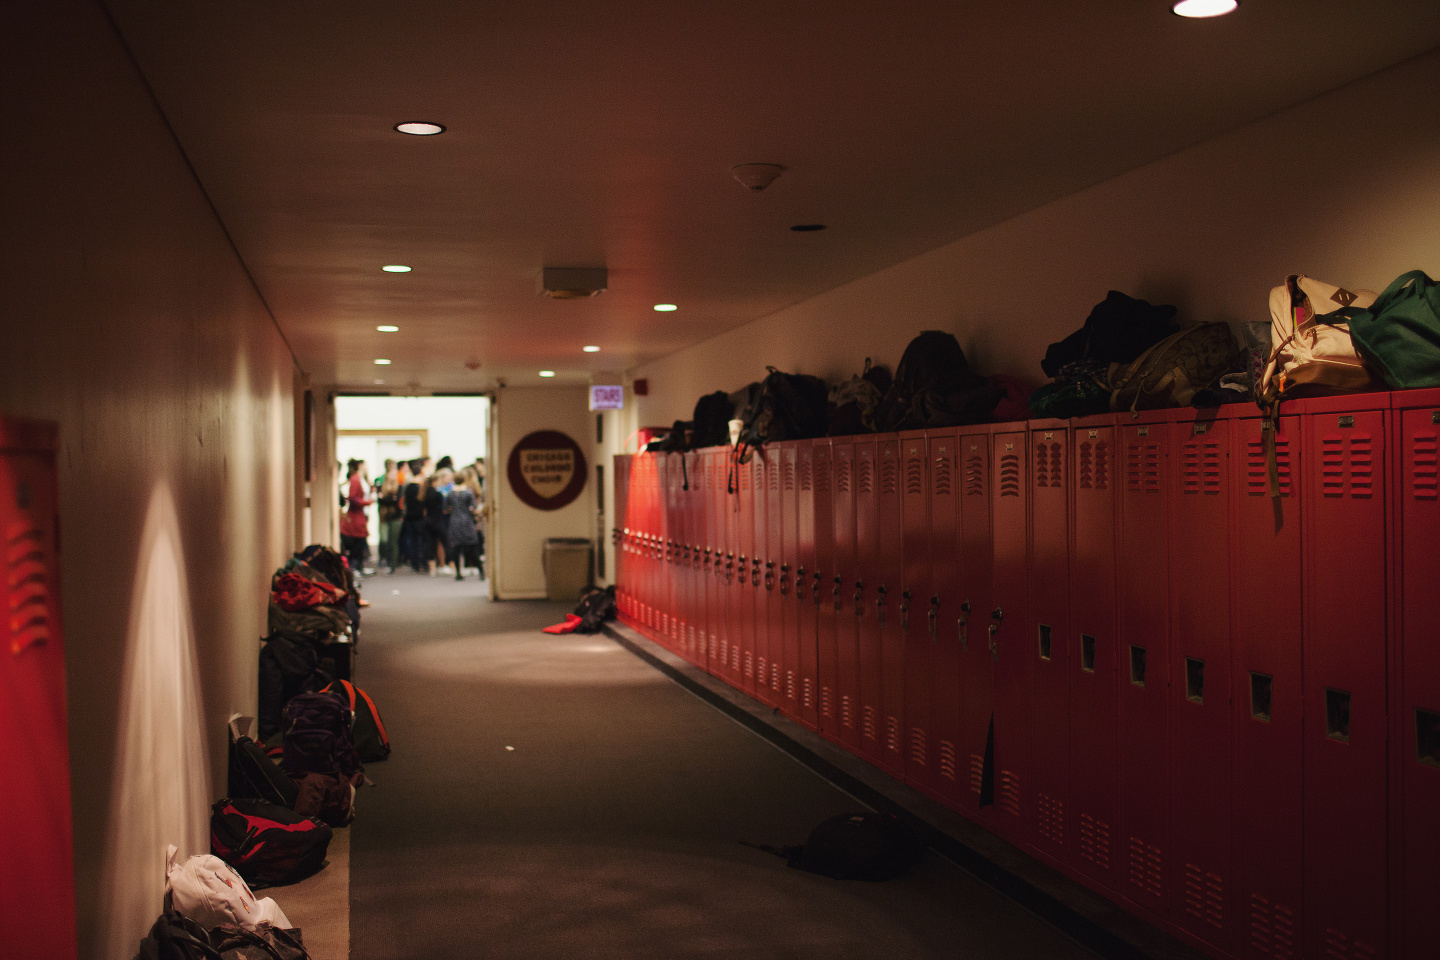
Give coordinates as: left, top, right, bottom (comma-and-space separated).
543, 538, 593, 602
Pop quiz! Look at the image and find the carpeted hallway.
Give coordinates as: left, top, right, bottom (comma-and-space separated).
346, 571, 1099, 960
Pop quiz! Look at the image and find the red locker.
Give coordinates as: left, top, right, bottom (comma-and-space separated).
813, 441, 841, 739
765, 448, 786, 705
753, 453, 776, 705
662, 452, 680, 650
1069, 416, 1122, 892
720, 449, 742, 687
613, 454, 630, 618
0, 418, 78, 960
854, 440, 884, 764
685, 451, 706, 665
656, 453, 672, 643
1028, 421, 1070, 865
1300, 395, 1390, 960
877, 437, 906, 777
831, 439, 862, 751
1116, 412, 1172, 920
990, 427, 1030, 845
780, 444, 803, 720
1168, 413, 1234, 951
955, 429, 995, 819
709, 447, 730, 676
1229, 410, 1304, 960
901, 431, 936, 794
926, 431, 964, 804
795, 442, 819, 730
733, 450, 756, 693
1393, 388, 1440, 960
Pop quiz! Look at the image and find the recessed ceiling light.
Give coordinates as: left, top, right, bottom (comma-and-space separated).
394, 122, 446, 136
374, 358, 392, 365
791, 224, 827, 232
1171, 0, 1238, 17
583, 345, 601, 353
539, 370, 556, 378
654, 304, 678, 312
377, 324, 399, 332
382, 265, 411, 273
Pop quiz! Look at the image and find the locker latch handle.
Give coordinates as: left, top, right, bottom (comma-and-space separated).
765, 561, 775, 592
782, 564, 793, 597
928, 595, 940, 641
814, 572, 823, 607
833, 576, 843, 613
854, 581, 864, 618
752, 559, 761, 588
900, 590, 911, 631
988, 607, 1003, 662
958, 600, 971, 651
877, 584, 887, 626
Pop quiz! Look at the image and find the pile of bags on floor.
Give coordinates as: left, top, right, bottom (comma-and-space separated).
543, 585, 618, 634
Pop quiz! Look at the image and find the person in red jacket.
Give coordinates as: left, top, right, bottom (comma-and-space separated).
339, 459, 373, 576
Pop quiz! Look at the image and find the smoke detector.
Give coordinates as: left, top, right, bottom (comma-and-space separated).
731, 163, 786, 192
542, 267, 607, 299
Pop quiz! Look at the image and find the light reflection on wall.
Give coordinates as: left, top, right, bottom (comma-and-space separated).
97, 483, 210, 960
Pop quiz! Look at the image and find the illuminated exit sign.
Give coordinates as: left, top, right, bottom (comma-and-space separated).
589, 385, 624, 411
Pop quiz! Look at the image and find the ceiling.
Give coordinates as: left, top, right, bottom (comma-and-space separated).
102, 0, 1440, 392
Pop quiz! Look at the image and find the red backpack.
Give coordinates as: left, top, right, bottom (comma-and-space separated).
210, 798, 332, 888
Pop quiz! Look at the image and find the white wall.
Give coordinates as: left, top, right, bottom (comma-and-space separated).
492, 386, 597, 598
334, 395, 490, 468
629, 48, 1440, 424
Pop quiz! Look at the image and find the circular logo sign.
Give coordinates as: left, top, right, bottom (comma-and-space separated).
506, 430, 588, 511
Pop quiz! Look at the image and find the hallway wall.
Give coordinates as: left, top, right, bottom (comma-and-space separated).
1, 4, 298, 958
628, 46, 1440, 423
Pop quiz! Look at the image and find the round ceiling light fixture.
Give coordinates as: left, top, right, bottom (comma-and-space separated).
582, 345, 601, 353
539, 370, 556, 378
654, 303, 678, 312
374, 358, 392, 365
1171, 0, 1238, 17
381, 265, 411, 273
377, 325, 399, 332
394, 121, 446, 136
731, 162, 786, 191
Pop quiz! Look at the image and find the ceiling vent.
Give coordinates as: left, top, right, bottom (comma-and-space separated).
731, 163, 786, 191
542, 267, 607, 299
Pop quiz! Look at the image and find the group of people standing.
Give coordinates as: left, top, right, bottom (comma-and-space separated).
339, 455, 487, 580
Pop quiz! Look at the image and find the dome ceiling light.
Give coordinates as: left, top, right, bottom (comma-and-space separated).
1172, 0, 1238, 17
731, 163, 786, 191
394, 122, 446, 136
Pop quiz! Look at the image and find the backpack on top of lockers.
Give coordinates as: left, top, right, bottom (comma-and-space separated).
875, 331, 1000, 432
1257, 274, 1379, 404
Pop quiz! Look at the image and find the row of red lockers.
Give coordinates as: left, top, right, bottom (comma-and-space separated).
612, 389, 1439, 960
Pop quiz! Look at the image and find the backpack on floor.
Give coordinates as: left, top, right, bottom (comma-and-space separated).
164, 845, 291, 932
281, 692, 361, 780
292, 772, 357, 828
875, 331, 1001, 432
132, 910, 220, 960
210, 798, 332, 889
747, 811, 927, 881
321, 679, 391, 762
573, 585, 618, 634
229, 727, 299, 810
208, 923, 310, 960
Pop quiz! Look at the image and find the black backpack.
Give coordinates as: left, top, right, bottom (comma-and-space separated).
747, 811, 927, 881
1041, 290, 1177, 377
738, 367, 829, 456
572, 585, 618, 634
229, 733, 299, 809
281, 692, 361, 780
132, 911, 219, 960
210, 798, 332, 889
875, 331, 1001, 432
689, 391, 735, 449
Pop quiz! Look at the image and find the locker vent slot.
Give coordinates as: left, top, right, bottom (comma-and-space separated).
933, 453, 953, 496
1321, 433, 1374, 499
965, 454, 985, 497
814, 454, 830, 492
785, 670, 796, 701
731, 645, 740, 672
1183, 863, 1226, 930
739, 464, 752, 492
1034, 443, 1050, 488
1324, 688, 1351, 742
1036, 792, 1064, 846
8, 523, 50, 655
841, 695, 854, 730
782, 459, 796, 492
1181, 441, 1223, 495
1080, 634, 1096, 673
999, 770, 1021, 817
1078, 813, 1111, 871
1248, 894, 1297, 959
1185, 658, 1205, 704
1127, 837, 1164, 900
1129, 645, 1147, 686
1323, 926, 1379, 960
819, 686, 832, 719
765, 462, 777, 491
1247, 437, 1292, 497
744, 650, 753, 678
999, 451, 1021, 498
1250, 673, 1273, 721
1094, 440, 1109, 489
1127, 442, 1161, 493
1412, 431, 1438, 500
798, 456, 813, 491
858, 456, 874, 495
880, 455, 899, 495
909, 726, 926, 767
1038, 623, 1052, 660
801, 677, 813, 710
772, 663, 781, 691
885, 715, 902, 754
938, 739, 957, 781
1078, 441, 1093, 489
1417, 709, 1440, 767
835, 456, 851, 494
905, 455, 924, 496
969, 754, 985, 795
862, 705, 878, 742
757, 656, 768, 685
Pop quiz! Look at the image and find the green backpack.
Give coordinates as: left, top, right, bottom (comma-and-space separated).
1332, 270, 1440, 389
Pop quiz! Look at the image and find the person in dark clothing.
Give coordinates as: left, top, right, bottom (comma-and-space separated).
424, 469, 451, 575
399, 458, 431, 573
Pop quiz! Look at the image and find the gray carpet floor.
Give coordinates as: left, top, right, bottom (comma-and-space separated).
348, 571, 1098, 960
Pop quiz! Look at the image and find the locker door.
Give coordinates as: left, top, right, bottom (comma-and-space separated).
877, 437, 906, 777
0, 419, 78, 960
657, 453, 671, 642
1169, 416, 1234, 951
955, 430, 994, 819
901, 431, 935, 794
852, 441, 883, 763
614, 455, 630, 618
1117, 416, 1171, 919
1069, 418, 1122, 892
813, 441, 841, 740
926, 431, 963, 805
667, 454, 684, 651
686, 451, 705, 665
720, 450, 741, 687
1301, 400, 1388, 960
795, 442, 819, 730
1230, 413, 1303, 960
1396, 393, 1440, 960
832, 439, 862, 751
765, 448, 786, 705
733, 451, 756, 693
780, 444, 803, 721
635, 454, 650, 627
710, 448, 730, 676
990, 428, 1030, 845
1029, 423, 1070, 865
753, 454, 776, 705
